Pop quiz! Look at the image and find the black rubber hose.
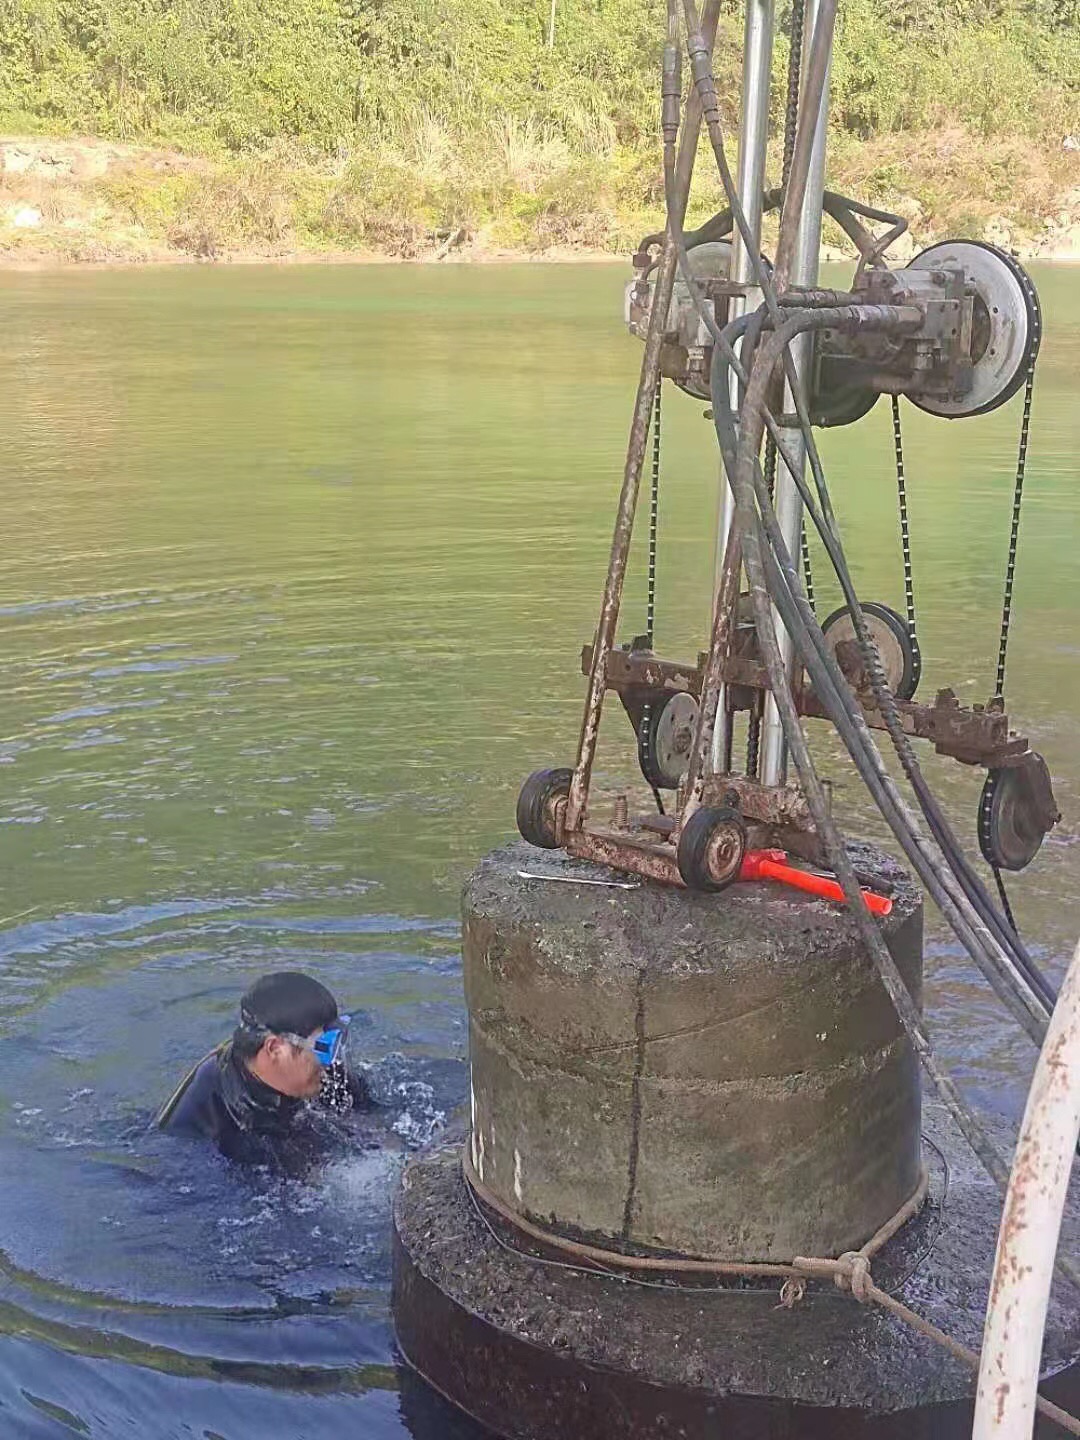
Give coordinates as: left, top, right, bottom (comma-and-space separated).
705, 344, 1054, 1042
730, 324, 1080, 1292
657, 23, 1055, 1018
718, 316, 1052, 1043
709, 333, 1054, 1029
725, 312, 1017, 1188
708, 323, 1057, 1015
668, 0, 1080, 1281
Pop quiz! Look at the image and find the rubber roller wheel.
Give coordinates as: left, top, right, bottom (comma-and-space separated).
820, 601, 921, 701
810, 379, 881, 429
977, 754, 1056, 873
516, 768, 573, 850
676, 806, 747, 893
638, 692, 699, 791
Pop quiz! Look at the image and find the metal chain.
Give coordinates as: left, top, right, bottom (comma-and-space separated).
647, 375, 661, 646
801, 526, 816, 613
891, 396, 921, 668
988, 359, 1037, 934
994, 365, 1036, 700
643, 375, 664, 814
992, 863, 1019, 934
782, 0, 805, 185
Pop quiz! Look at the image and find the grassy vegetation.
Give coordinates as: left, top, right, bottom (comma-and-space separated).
0, 0, 1078, 261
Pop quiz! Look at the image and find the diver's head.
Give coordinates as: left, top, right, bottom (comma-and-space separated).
234, 972, 348, 1100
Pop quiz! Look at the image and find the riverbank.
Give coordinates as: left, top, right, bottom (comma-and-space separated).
2, 134, 1078, 268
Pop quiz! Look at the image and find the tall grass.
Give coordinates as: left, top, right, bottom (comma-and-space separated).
0, 0, 1076, 258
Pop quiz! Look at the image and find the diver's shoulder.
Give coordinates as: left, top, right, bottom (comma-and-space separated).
157, 1046, 227, 1133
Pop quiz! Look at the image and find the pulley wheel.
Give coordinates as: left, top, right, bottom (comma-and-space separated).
908, 241, 1041, 418
809, 379, 881, 429
516, 768, 573, 850
639, 692, 699, 791
977, 752, 1058, 873
676, 805, 747, 893
820, 601, 921, 701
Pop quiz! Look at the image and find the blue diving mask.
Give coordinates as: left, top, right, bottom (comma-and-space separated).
311, 1015, 350, 1068
284, 1014, 350, 1068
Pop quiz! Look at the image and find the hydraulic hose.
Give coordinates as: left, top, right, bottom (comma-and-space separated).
659, 5, 1056, 1025
708, 319, 1057, 1018
722, 315, 1052, 1044
711, 321, 1059, 1013
725, 312, 1016, 1189
672, 0, 1056, 1015
728, 314, 1080, 1288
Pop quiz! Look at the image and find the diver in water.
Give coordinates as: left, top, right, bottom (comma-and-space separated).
157, 971, 372, 1169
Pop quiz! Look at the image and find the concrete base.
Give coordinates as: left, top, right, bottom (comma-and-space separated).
393, 1103, 1080, 1439
464, 842, 925, 1261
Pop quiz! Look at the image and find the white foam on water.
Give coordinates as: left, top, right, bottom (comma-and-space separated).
319, 1147, 402, 1209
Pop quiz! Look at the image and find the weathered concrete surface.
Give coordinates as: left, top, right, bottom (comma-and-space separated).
392, 1104, 1080, 1440
464, 841, 923, 1260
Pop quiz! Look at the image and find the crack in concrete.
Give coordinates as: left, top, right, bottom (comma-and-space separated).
621, 970, 648, 1241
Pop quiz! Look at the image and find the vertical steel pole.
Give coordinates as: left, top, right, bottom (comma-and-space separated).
566, 1, 722, 835
711, 0, 775, 773
759, 0, 832, 785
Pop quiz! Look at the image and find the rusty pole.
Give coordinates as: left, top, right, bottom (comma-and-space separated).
566, 1, 722, 834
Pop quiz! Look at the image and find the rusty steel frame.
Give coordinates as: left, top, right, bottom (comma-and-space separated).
565, 824, 685, 887
562, 0, 1038, 888
565, 1, 723, 839
582, 643, 1035, 774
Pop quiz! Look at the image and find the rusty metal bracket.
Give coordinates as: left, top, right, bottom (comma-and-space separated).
584, 642, 1034, 771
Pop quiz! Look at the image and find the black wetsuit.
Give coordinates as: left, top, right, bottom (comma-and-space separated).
160, 1043, 371, 1172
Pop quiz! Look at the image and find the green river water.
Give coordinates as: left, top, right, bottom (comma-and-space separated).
0, 261, 1077, 1438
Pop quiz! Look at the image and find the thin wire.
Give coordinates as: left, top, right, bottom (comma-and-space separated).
885, 1133, 950, 1296
465, 1172, 768, 1296
466, 1136, 943, 1305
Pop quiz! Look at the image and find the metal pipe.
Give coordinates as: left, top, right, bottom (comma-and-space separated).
973, 937, 1080, 1440
759, 0, 835, 785
712, 0, 776, 774
772, 0, 837, 292
566, 0, 722, 834
728, 0, 775, 301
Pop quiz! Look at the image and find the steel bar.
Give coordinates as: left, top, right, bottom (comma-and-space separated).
760, 0, 836, 785
712, 0, 776, 773
566, 0, 721, 834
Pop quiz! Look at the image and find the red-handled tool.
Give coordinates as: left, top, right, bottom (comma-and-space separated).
739, 849, 893, 916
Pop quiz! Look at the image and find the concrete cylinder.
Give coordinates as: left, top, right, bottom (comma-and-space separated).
464, 840, 923, 1262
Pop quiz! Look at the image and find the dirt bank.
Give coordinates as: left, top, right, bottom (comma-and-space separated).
2, 135, 1078, 269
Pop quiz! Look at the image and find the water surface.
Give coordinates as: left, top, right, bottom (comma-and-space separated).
1, 260, 1078, 1438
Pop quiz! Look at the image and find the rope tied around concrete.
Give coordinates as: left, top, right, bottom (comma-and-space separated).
464, 1146, 928, 1282
835, 1251, 872, 1302
462, 1150, 1080, 1437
